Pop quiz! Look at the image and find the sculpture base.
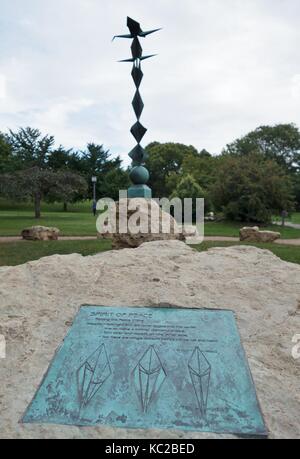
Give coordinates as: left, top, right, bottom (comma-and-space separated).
128, 185, 152, 199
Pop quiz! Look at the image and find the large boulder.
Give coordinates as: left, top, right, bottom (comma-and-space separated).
21, 226, 60, 241
240, 226, 280, 243
105, 199, 185, 249
0, 242, 300, 438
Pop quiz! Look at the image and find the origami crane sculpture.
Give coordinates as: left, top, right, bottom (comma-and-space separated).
113, 17, 161, 198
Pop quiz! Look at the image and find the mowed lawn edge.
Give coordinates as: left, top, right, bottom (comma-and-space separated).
0, 239, 299, 267
0, 210, 300, 239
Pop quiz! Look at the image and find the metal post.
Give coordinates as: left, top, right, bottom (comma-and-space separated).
92, 177, 97, 216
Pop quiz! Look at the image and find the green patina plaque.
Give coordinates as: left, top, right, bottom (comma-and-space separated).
23, 306, 267, 436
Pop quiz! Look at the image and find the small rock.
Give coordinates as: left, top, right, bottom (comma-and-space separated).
181, 225, 199, 238
240, 226, 280, 243
21, 226, 60, 241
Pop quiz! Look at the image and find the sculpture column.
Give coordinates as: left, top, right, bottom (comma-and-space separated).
113, 17, 161, 199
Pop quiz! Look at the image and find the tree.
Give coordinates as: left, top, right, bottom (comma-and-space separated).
211, 153, 294, 224
292, 174, 300, 211
0, 132, 14, 173
8, 127, 54, 169
145, 142, 199, 197
2, 128, 55, 216
102, 168, 130, 201
170, 174, 211, 220
225, 124, 300, 174
80, 143, 128, 199
181, 151, 217, 190
47, 146, 73, 170
45, 170, 88, 208
48, 146, 85, 211
0, 167, 87, 218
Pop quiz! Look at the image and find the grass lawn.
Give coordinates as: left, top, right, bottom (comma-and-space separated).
291, 212, 300, 224
204, 221, 299, 239
0, 239, 112, 267
0, 210, 299, 239
0, 198, 91, 213
0, 210, 98, 236
273, 212, 300, 225
193, 241, 300, 265
0, 239, 299, 267
0, 199, 299, 238
0, 199, 98, 236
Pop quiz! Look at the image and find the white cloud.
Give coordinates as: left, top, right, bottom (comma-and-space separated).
291, 74, 300, 99
0, 0, 299, 162
0, 75, 6, 99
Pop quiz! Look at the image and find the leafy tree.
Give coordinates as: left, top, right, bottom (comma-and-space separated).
181, 151, 217, 190
47, 146, 73, 170
8, 127, 54, 169
45, 170, 88, 208
211, 153, 294, 224
1, 128, 89, 217
145, 142, 199, 197
80, 143, 128, 199
102, 168, 130, 201
0, 167, 87, 218
170, 174, 211, 220
0, 132, 14, 173
292, 174, 300, 211
225, 124, 300, 174
48, 146, 85, 210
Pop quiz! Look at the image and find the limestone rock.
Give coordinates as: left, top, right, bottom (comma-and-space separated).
240, 226, 281, 243
0, 241, 299, 438
111, 199, 185, 249
181, 225, 199, 237
21, 226, 60, 241
97, 232, 112, 240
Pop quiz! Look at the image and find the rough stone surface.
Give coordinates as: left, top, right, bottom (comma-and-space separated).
181, 225, 199, 238
0, 241, 299, 439
21, 226, 60, 241
240, 226, 281, 243
111, 199, 185, 249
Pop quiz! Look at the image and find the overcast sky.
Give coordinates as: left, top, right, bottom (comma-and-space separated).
0, 0, 300, 165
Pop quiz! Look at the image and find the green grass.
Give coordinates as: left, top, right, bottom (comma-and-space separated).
204, 221, 300, 239
291, 212, 300, 224
0, 197, 299, 238
0, 239, 299, 267
0, 210, 299, 238
0, 210, 98, 236
0, 198, 91, 213
273, 212, 300, 225
0, 239, 112, 267
0, 199, 98, 236
192, 241, 300, 265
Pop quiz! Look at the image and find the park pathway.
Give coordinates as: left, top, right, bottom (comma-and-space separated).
273, 221, 300, 230
0, 236, 97, 243
1, 235, 300, 246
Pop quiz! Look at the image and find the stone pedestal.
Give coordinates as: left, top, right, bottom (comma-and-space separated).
128, 184, 152, 199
